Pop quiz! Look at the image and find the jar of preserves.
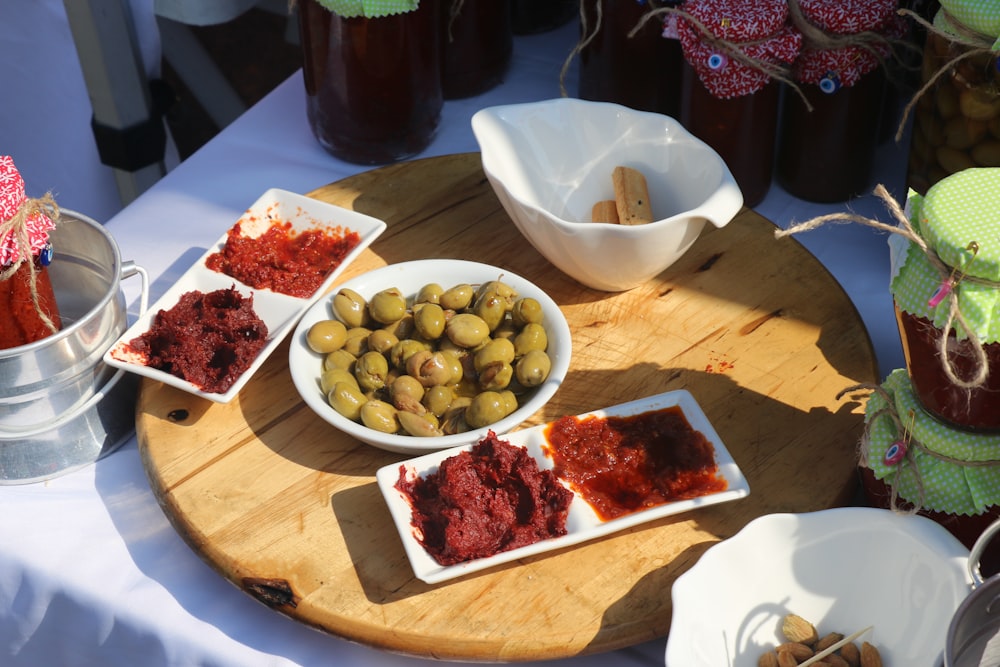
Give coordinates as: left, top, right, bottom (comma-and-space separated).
440, 0, 512, 99
511, 0, 576, 35
860, 368, 1000, 574
297, 0, 443, 165
891, 168, 1000, 431
0, 155, 62, 350
905, 1, 1000, 195
676, 0, 803, 207
776, 0, 906, 203
577, 0, 684, 118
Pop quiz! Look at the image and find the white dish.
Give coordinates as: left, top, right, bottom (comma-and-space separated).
472, 98, 743, 292
104, 188, 386, 403
665, 507, 973, 667
375, 390, 749, 584
289, 258, 572, 455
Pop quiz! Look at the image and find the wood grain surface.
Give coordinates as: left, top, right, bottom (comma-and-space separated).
136, 153, 879, 661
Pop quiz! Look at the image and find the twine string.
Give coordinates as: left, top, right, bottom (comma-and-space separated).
559, 0, 604, 97
894, 8, 997, 142
0, 193, 59, 333
776, 184, 992, 389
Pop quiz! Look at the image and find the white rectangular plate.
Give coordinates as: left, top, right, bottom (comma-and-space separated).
104, 188, 386, 403
375, 390, 750, 584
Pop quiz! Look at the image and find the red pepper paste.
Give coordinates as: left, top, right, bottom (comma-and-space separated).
205, 220, 361, 298
124, 286, 268, 394
395, 431, 574, 566
0, 258, 61, 350
543, 407, 727, 521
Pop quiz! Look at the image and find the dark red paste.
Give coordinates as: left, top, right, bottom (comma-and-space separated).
543, 407, 727, 521
395, 431, 574, 566
125, 286, 268, 394
0, 259, 62, 350
205, 220, 361, 298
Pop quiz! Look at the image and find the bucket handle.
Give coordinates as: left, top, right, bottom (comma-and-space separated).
0, 262, 148, 439
968, 519, 1000, 587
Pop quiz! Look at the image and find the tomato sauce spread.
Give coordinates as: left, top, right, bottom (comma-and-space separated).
395, 431, 574, 566
205, 220, 361, 298
124, 286, 268, 394
543, 407, 727, 521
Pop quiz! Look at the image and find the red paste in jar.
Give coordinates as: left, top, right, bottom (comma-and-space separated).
124, 286, 268, 394
543, 407, 727, 521
205, 220, 361, 298
0, 259, 62, 350
395, 431, 574, 566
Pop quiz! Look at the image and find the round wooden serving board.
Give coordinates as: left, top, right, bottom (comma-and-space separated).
137, 153, 879, 661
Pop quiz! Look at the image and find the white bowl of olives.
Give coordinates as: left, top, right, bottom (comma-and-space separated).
288, 259, 572, 454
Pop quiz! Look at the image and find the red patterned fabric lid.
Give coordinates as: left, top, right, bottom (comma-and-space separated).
793, 0, 906, 89
677, 0, 802, 99
0, 156, 55, 267
797, 0, 898, 34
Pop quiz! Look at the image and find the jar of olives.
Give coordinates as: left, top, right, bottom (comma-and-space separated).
676, 0, 802, 207
905, 1, 1000, 194
577, 0, 685, 118
0, 156, 62, 351
297, 0, 443, 165
891, 168, 1000, 432
775, 0, 906, 203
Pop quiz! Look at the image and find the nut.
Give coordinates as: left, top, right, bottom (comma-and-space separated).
782, 614, 819, 645
777, 642, 814, 661
839, 642, 860, 666
776, 650, 799, 667
815, 632, 845, 652
860, 641, 883, 667
758, 652, 779, 667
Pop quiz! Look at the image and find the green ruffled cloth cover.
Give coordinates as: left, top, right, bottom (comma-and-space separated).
935, 0, 1000, 48
892, 168, 1000, 344
865, 369, 1000, 515
315, 0, 419, 18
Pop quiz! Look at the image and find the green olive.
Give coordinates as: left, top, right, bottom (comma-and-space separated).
343, 327, 372, 357
499, 389, 519, 415
397, 410, 443, 437
327, 381, 367, 421
367, 328, 398, 355
307, 319, 348, 354
439, 348, 466, 384
332, 288, 369, 328
389, 338, 430, 370
414, 302, 446, 340
406, 349, 453, 387
422, 384, 455, 416
440, 283, 474, 310
478, 361, 513, 391
515, 349, 551, 387
474, 338, 516, 372
355, 351, 389, 392
414, 282, 444, 305
441, 397, 472, 434
389, 373, 425, 406
513, 322, 548, 356
491, 319, 519, 341
446, 313, 490, 348
465, 391, 508, 428
369, 287, 407, 324
473, 290, 508, 331
380, 313, 415, 340
320, 367, 358, 394
360, 399, 399, 434
511, 297, 544, 326
323, 348, 356, 372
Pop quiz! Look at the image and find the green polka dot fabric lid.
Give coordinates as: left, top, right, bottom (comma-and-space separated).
935, 0, 1000, 48
865, 368, 1000, 515
315, 0, 419, 18
891, 168, 1000, 343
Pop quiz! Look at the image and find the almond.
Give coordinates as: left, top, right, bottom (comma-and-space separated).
825, 654, 850, 667
758, 652, 780, 667
777, 642, 814, 661
782, 614, 819, 645
839, 642, 860, 666
815, 632, 845, 651
859, 641, 883, 667
777, 650, 799, 667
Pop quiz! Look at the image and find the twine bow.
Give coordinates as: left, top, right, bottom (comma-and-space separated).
776, 184, 992, 390
0, 193, 59, 334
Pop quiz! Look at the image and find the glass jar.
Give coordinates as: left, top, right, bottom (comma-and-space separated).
440, 0, 512, 99
0, 156, 61, 350
577, 0, 684, 118
891, 168, 1000, 431
776, 0, 904, 203
298, 0, 443, 165
676, 0, 802, 207
511, 0, 576, 35
906, 6, 1000, 195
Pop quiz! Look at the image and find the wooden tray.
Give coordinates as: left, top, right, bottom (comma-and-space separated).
137, 153, 879, 662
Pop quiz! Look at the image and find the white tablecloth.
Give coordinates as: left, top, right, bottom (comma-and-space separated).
0, 18, 910, 667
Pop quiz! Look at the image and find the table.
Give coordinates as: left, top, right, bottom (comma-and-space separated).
0, 18, 910, 667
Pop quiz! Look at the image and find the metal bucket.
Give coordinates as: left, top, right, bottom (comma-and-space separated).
945, 519, 1000, 667
0, 209, 148, 484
